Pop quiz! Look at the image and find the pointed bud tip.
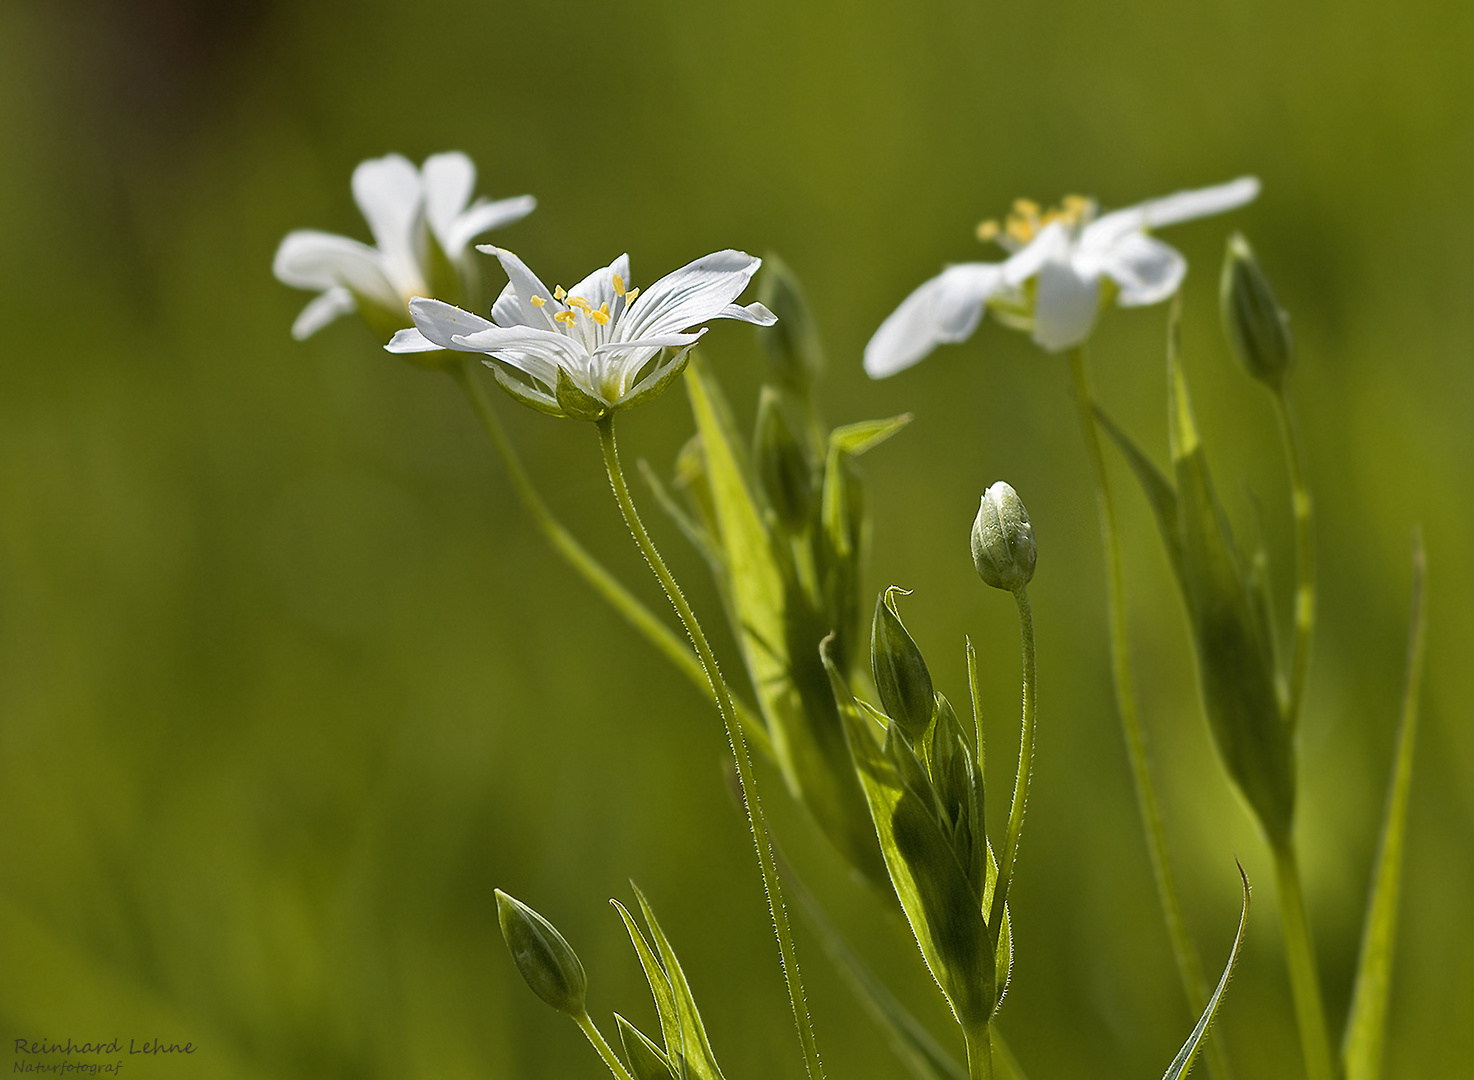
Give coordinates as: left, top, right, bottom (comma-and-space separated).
495, 889, 588, 1014
1220, 232, 1294, 389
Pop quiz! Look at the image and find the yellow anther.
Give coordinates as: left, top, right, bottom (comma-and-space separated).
553, 285, 567, 301
1062, 194, 1090, 215
553, 310, 578, 326
1012, 198, 1041, 220
566, 295, 592, 314
1005, 216, 1035, 244
530, 295, 547, 307
625, 287, 639, 304
612, 273, 626, 297
590, 307, 610, 326
976, 219, 1000, 242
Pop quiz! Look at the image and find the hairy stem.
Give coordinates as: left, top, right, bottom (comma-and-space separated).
596, 414, 825, 1080
1067, 346, 1230, 1080
574, 1010, 637, 1080
450, 363, 769, 754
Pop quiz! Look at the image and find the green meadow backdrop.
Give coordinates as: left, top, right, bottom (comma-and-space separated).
2, 0, 1470, 1077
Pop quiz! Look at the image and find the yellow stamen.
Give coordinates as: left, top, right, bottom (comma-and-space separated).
1005, 216, 1035, 244
553, 310, 578, 326
553, 285, 567, 301
567, 295, 592, 314
590, 306, 610, 326
1062, 194, 1090, 216
1012, 198, 1041, 220
530, 295, 547, 307
612, 273, 626, 297
625, 287, 639, 304
976, 219, 1000, 242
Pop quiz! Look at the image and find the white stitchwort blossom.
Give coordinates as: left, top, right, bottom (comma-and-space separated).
386, 247, 775, 418
864, 176, 1260, 375
274, 153, 535, 340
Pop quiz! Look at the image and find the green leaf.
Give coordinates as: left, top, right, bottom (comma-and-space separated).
824, 637, 995, 1028
829, 414, 912, 457
1094, 404, 1184, 587
1169, 346, 1296, 846
616, 1014, 678, 1080
631, 885, 727, 1080
684, 358, 887, 887
1343, 534, 1427, 1080
1160, 865, 1252, 1080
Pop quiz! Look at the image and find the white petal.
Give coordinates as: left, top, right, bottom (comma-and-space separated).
1001, 222, 1072, 287
478, 246, 559, 331
384, 327, 445, 353
273, 230, 400, 310
352, 154, 425, 294
568, 253, 631, 315
1032, 259, 1101, 353
452, 324, 589, 387
446, 195, 536, 256
1085, 176, 1260, 249
405, 297, 496, 350
617, 249, 762, 343
719, 301, 777, 325
490, 282, 521, 327
863, 263, 1005, 378
1100, 233, 1187, 307
593, 330, 705, 356
291, 287, 357, 339
422, 152, 477, 250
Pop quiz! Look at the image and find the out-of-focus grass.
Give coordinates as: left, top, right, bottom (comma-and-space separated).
2, 0, 1471, 1077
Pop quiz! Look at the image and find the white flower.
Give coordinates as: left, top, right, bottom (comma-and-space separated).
385, 247, 775, 418
864, 177, 1260, 376
273, 152, 535, 340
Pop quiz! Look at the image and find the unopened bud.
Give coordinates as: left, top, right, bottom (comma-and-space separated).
1221, 232, 1294, 389
971, 482, 1036, 591
871, 586, 934, 741
754, 387, 814, 532
495, 890, 588, 1014
757, 254, 824, 390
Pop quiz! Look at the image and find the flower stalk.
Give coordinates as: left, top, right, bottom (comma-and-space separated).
595, 414, 825, 1080
450, 360, 770, 754
1271, 840, 1337, 1080
1270, 388, 1315, 726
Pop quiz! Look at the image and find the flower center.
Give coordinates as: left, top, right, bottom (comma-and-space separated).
528, 273, 636, 330
977, 194, 1094, 249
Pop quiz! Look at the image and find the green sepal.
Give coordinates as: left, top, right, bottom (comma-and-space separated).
487, 362, 566, 417
824, 637, 996, 1028
613, 886, 726, 1080
555, 367, 610, 421
495, 889, 588, 1015
872, 586, 935, 742
1221, 232, 1294, 390
1160, 865, 1252, 1080
1169, 346, 1296, 844
754, 385, 815, 533
684, 357, 888, 887
618, 351, 693, 413
616, 1014, 678, 1080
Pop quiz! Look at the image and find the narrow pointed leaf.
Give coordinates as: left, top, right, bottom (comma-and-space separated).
1343, 535, 1427, 1080
1160, 865, 1252, 1080
630, 885, 727, 1080
617, 1014, 679, 1080
1095, 404, 1184, 586
612, 900, 684, 1073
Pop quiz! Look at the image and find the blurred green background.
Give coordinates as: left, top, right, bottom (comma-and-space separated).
2, 0, 1470, 1076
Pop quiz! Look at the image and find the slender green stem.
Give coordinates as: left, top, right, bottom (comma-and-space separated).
574, 1010, 637, 1080
1272, 840, 1337, 1080
449, 363, 770, 756
1270, 388, 1315, 725
964, 1023, 994, 1080
1067, 347, 1230, 1080
596, 415, 825, 1080
990, 587, 1036, 932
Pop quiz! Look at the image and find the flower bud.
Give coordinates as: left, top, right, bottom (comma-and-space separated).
1220, 232, 1293, 389
495, 889, 587, 1014
971, 482, 1036, 591
871, 586, 934, 741
757, 254, 824, 391
754, 386, 814, 533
